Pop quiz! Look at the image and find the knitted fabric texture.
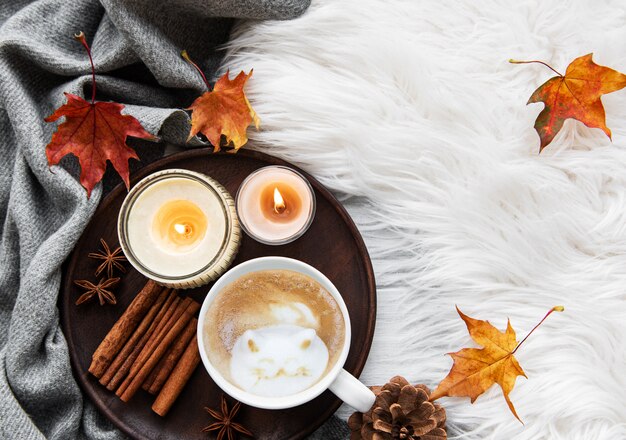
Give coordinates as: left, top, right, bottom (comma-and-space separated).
0, 1, 353, 439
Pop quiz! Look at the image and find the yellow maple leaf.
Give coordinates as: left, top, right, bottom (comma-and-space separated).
430, 306, 563, 422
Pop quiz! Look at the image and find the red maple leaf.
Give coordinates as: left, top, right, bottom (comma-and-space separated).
45, 32, 154, 197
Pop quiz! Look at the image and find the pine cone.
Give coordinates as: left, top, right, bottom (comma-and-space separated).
348, 376, 446, 440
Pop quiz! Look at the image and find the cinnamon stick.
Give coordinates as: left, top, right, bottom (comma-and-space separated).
106, 291, 178, 391
119, 299, 200, 402
152, 335, 201, 416
99, 288, 170, 386
115, 364, 133, 397
141, 327, 176, 392
130, 297, 192, 376
89, 280, 162, 378
141, 357, 161, 391
140, 295, 182, 357
144, 318, 197, 394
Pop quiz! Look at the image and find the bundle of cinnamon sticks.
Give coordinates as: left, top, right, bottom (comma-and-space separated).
89, 280, 201, 416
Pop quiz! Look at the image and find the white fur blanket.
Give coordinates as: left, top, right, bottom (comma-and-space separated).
222, 1, 626, 439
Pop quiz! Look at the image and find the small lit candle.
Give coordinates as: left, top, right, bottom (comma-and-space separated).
236, 166, 316, 245
118, 169, 240, 288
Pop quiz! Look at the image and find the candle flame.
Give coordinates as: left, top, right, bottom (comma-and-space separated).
273, 187, 286, 214
173, 223, 193, 238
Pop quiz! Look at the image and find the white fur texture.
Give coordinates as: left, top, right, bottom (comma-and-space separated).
220, 1, 626, 438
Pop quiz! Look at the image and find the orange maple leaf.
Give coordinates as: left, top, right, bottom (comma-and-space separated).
430, 306, 563, 422
512, 54, 626, 152
45, 33, 154, 197
183, 51, 259, 152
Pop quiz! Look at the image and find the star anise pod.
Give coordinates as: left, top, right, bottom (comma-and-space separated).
202, 395, 253, 440
74, 277, 120, 306
88, 238, 127, 278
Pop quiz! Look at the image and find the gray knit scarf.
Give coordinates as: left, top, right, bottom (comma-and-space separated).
0, 0, 348, 438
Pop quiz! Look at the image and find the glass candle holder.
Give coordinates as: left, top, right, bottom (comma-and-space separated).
236, 166, 316, 245
118, 169, 241, 289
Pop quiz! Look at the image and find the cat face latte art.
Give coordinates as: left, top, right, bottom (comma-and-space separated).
202, 270, 346, 397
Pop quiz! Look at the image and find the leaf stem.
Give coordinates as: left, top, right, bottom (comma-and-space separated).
181, 50, 211, 91
74, 32, 96, 104
512, 306, 564, 354
509, 59, 563, 77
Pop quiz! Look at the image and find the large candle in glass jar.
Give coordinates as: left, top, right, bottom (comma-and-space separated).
236, 166, 316, 245
118, 169, 240, 288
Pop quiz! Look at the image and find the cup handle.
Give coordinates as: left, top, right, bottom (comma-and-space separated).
328, 369, 376, 413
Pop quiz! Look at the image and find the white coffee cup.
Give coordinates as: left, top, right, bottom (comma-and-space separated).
197, 256, 376, 412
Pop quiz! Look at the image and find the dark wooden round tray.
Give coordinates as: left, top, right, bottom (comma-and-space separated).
60, 149, 376, 440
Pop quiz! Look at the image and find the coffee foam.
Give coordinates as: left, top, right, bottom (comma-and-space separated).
203, 270, 345, 396
230, 325, 329, 396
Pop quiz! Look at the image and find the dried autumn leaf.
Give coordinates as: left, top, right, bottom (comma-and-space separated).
182, 50, 259, 152
430, 306, 563, 422
45, 32, 154, 197
46, 94, 154, 197
511, 54, 626, 151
